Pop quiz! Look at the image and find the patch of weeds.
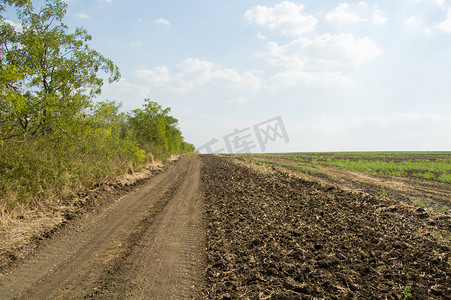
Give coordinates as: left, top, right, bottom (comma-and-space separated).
402, 286, 412, 299
439, 206, 448, 214
388, 171, 403, 177
412, 172, 435, 180
238, 159, 272, 174
434, 232, 450, 246
415, 200, 428, 209
377, 188, 388, 200
438, 173, 451, 183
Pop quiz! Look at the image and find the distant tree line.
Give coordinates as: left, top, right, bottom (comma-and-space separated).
0, 0, 194, 211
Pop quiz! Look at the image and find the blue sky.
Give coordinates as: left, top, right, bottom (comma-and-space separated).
7, 0, 451, 152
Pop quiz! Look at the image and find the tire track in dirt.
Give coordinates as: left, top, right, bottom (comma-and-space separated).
96, 153, 204, 299
0, 154, 204, 299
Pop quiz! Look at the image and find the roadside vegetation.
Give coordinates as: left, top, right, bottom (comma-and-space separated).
0, 0, 194, 217
246, 152, 451, 182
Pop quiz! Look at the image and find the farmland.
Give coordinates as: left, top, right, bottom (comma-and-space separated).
1, 153, 450, 299
240, 152, 451, 213
202, 154, 450, 298
246, 152, 451, 181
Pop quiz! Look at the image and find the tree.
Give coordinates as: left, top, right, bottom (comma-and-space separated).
128, 99, 194, 156
129, 100, 168, 150
0, 0, 120, 140
0, 0, 29, 13
0, 1, 27, 140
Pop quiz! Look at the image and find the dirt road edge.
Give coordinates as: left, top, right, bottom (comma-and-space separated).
0, 156, 181, 273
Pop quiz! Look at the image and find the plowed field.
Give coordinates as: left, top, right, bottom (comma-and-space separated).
201, 155, 450, 299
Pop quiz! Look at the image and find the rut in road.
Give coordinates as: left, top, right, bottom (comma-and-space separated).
97, 153, 205, 299
0, 154, 204, 299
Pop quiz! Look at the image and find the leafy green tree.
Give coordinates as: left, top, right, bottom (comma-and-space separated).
0, 0, 29, 13
128, 99, 194, 157
129, 99, 168, 151
0, 0, 120, 140
82, 100, 145, 167
0, 1, 26, 141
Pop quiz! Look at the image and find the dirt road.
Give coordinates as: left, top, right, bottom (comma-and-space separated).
0, 154, 204, 299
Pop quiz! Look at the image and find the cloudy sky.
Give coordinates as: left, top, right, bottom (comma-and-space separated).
9, 0, 451, 152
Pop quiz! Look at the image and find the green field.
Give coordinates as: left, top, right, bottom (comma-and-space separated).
242, 152, 451, 183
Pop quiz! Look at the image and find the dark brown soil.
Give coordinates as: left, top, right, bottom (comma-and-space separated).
201, 155, 450, 299
245, 155, 451, 213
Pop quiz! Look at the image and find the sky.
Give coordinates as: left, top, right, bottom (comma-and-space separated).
5, 0, 451, 152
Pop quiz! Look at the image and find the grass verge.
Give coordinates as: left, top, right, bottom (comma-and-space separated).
0, 137, 150, 228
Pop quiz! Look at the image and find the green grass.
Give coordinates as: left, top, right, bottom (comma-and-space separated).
377, 188, 388, 200
243, 152, 451, 182
438, 173, 451, 182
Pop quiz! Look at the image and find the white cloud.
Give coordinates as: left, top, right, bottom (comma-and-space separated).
325, 3, 386, 25
405, 16, 418, 26
258, 33, 383, 70
76, 12, 89, 19
136, 66, 191, 92
404, 16, 432, 33
437, 8, 451, 32
131, 42, 142, 47
177, 58, 262, 91
257, 33, 266, 40
246, 3, 383, 88
155, 18, 170, 26
102, 78, 151, 99
245, 1, 317, 36
437, 0, 451, 9
99, 0, 112, 3
372, 10, 387, 24
3, 19, 23, 31
136, 58, 261, 92
325, 3, 367, 25
213, 69, 261, 90
177, 58, 215, 85
257, 32, 382, 88
269, 70, 354, 88
358, 1, 369, 8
